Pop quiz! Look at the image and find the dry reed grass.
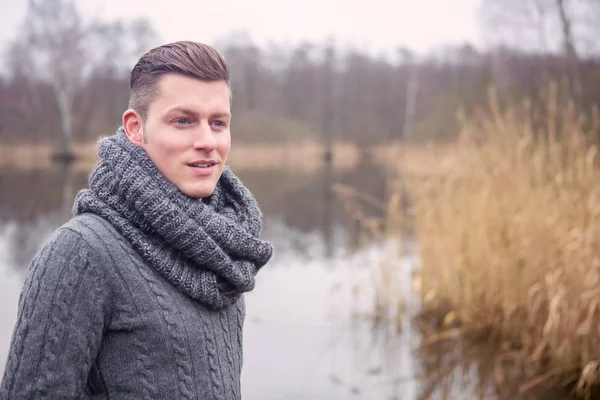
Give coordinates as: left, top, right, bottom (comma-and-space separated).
398, 85, 600, 398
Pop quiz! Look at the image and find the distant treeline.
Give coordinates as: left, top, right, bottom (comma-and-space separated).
1, 0, 599, 150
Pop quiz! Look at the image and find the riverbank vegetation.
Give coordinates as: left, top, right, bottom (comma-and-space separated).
386, 86, 600, 398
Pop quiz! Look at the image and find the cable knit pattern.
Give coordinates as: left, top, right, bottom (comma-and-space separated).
131, 253, 195, 400
112, 297, 158, 400
1, 212, 253, 400
77, 218, 160, 399
73, 127, 273, 310
219, 310, 237, 398
236, 300, 245, 353
235, 298, 245, 392
223, 304, 240, 399
0, 231, 110, 399
32, 248, 100, 397
202, 310, 225, 400
1, 246, 56, 395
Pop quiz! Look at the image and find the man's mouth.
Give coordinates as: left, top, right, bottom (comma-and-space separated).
188, 161, 217, 168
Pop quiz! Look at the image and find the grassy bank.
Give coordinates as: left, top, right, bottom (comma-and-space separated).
0, 139, 360, 172
393, 89, 600, 398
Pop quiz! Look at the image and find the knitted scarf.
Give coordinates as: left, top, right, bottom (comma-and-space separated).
73, 128, 273, 310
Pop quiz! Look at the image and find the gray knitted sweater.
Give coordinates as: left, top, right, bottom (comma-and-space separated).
0, 130, 273, 399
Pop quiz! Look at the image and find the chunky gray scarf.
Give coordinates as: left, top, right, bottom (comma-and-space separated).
73, 128, 273, 309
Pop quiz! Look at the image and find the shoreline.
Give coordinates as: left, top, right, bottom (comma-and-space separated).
0, 140, 365, 173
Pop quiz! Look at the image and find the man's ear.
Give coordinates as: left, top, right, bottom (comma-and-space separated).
122, 109, 144, 145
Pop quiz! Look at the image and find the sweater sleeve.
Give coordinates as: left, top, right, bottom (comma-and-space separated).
0, 227, 111, 399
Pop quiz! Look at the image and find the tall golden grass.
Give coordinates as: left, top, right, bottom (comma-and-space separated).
398, 86, 600, 398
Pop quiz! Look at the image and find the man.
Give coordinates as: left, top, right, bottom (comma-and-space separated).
0, 41, 273, 399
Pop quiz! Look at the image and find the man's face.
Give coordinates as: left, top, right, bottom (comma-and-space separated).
135, 74, 231, 199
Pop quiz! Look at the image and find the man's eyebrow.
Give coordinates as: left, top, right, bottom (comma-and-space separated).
211, 112, 231, 119
166, 107, 199, 118
166, 108, 230, 119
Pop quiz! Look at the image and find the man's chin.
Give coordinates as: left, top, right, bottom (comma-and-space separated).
182, 185, 216, 199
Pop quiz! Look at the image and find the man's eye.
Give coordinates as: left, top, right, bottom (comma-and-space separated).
212, 121, 225, 127
176, 118, 189, 125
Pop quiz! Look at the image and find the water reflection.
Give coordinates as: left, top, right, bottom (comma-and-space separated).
414, 334, 575, 400
0, 165, 86, 273
0, 161, 387, 271
242, 237, 423, 400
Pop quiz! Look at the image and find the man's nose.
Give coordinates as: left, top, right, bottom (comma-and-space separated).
192, 121, 218, 151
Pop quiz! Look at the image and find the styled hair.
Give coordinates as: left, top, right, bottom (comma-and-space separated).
128, 41, 230, 120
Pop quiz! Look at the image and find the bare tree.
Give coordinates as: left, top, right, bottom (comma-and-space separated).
88, 18, 158, 76
16, 0, 88, 159
480, 0, 553, 52
555, 0, 582, 99
479, 0, 594, 101
6, 0, 159, 156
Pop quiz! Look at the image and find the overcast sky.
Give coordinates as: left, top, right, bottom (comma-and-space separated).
0, 0, 483, 56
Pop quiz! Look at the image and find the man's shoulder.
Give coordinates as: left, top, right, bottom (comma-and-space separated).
44, 213, 126, 260
62, 213, 126, 249
62, 213, 115, 236
20, 214, 122, 306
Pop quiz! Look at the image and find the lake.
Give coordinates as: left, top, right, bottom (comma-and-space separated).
0, 161, 496, 399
